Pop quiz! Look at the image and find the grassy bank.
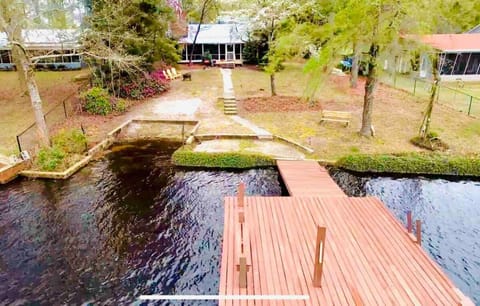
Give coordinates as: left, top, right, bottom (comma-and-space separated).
0, 70, 83, 155
336, 153, 480, 177
172, 148, 275, 168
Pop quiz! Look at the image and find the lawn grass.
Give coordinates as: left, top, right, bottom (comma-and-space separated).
0, 70, 83, 155
234, 62, 480, 161
381, 73, 480, 116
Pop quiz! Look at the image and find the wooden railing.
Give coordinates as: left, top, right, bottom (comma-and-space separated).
236, 183, 251, 289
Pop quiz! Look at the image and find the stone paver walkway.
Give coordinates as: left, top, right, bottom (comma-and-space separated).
194, 139, 305, 159
220, 69, 274, 138
230, 115, 272, 138
220, 69, 235, 98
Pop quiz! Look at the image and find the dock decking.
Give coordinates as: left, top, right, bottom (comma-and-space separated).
277, 160, 345, 197
220, 196, 468, 305
219, 161, 473, 305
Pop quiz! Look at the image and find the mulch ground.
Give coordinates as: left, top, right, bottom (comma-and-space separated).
239, 96, 323, 113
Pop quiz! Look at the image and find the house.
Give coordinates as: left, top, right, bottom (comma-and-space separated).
179, 23, 248, 65
418, 34, 480, 81
0, 29, 82, 71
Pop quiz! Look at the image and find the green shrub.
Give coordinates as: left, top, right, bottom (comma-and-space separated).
37, 146, 66, 171
80, 87, 113, 115
52, 129, 87, 154
172, 149, 275, 168
115, 99, 127, 112
336, 153, 480, 176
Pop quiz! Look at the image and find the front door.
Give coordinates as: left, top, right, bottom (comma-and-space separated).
226, 44, 235, 61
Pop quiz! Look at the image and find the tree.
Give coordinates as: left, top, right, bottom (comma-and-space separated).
248, 0, 296, 96
298, 0, 438, 137
0, 0, 50, 147
183, 0, 218, 65
419, 53, 439, 138
83, 0, 179, 94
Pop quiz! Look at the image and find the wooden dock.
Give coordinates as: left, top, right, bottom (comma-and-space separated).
277, 160, 346, 197
219, 161, 474, 305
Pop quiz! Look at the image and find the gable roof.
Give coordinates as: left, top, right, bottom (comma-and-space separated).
180, 23, 248, 44
419, 34, 480, 52
0, 29, 80, 49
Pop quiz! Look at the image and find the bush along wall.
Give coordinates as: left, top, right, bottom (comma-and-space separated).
336, 153, 480, 177
172, 149, 275, 169
35, 129, 88, 171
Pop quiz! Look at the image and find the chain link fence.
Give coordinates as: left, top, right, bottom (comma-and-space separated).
381, 74, 480, 117
16, 93, 82, 154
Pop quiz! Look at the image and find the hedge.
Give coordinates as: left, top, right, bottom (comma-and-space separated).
336, 153, 480, 176
172, 149, 275, 168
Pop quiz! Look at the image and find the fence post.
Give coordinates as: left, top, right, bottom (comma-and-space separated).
468, 96, 473, 116
181, 123, 185, 146
313, 226, 327, 287
413, 79, 417, 96
63, 100, 68, 118
80, 124, 88, 151
416, 220, 422, 246
16, 135, 22, 153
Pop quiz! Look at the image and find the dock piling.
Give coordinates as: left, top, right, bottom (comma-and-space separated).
313, 226, 327, 287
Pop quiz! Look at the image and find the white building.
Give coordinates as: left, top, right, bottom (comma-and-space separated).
179, 23, 248, 65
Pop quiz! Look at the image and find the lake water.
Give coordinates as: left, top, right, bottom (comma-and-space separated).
0, 141, 283, 305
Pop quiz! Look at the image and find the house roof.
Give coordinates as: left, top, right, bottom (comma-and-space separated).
180, 23, 248, 44
466, 25, 480, 34
0, 29, 81, 49
418, 34, 480, 52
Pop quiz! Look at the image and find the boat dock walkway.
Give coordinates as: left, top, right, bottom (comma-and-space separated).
219, 160, 473, 305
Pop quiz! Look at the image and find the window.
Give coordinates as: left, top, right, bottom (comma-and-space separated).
203, 44, 219, 59
0, 50, 11, 64
465, 53, 480, 75
453, 53, 469, 75
440, 53, 456, 75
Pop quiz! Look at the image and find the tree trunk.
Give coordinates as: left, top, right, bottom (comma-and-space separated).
350, 42, 359, 88
359, 43, 379, 137
270, 73, 277, 96
189, 1, 209, 65
11, 43, 50, 147
419, 55, 439, 138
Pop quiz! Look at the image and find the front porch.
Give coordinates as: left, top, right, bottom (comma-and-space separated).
179, 43, 244, 65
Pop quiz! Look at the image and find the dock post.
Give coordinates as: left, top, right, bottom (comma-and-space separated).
239, 257, 247, 288
407, 211, 412, 233
416, 220, 422, 245
313, 226, 327, 287
238, 182, 245, 208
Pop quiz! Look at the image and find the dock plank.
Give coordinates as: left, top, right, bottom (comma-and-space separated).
276, 160, 346, 197
218, 161, 471, 306
219, 196, 467, 305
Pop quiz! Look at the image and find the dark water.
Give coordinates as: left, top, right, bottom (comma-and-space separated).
331, 169, 480, 305
0, 141, 283, 305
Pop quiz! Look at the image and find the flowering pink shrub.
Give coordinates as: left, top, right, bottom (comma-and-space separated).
119, 69, 170, 100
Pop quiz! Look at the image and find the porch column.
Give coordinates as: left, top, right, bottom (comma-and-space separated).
463, 53, 472, 75
451, 53, 459, 75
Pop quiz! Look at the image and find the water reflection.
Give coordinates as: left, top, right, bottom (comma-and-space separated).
0, 141, 283, 304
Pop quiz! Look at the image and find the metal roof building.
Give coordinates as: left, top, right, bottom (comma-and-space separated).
0, 29, 81, 50
179, 23, 248, 64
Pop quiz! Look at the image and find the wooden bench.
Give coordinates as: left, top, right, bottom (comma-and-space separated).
319, 110, 352, 127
